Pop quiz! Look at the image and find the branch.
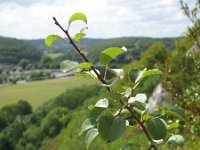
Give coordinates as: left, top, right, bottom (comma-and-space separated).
53, 17, 111, 92
124, 104, 157, 150
52, 16, 156, 150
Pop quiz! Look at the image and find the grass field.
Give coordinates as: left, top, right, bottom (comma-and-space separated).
0, 77, 95, 109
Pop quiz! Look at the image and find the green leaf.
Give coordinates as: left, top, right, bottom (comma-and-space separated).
60, 60, 79, 72
85, 128, 99, 149
146, 118, 167, 140
75, 62, 93, 70
99, 47, 126, 65
95, 98, 109, 108
80, 118, 96, 135
164, 108, 185, 120
89, 107, 105, 119
45, 35, 62, 47
128, 68, 139, 83
74, 33, 86, 42
168, 135, 185, 146
69, 12, 87, 25
142, 69, 163, 78
75, 72, 93, 78
167, 122, 179, 130
169, 108, 185, 120
98, 111, 125, 142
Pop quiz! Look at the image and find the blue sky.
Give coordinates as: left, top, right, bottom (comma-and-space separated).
0, 0, 192, 39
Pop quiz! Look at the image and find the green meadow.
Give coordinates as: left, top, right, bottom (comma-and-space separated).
0, 77, 94, 109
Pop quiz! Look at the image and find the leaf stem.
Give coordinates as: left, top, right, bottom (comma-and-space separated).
104, 66, 108, 80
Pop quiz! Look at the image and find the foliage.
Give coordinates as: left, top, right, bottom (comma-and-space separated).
0, 36, 42, 64
45, 12, 185, 150
0, 84, 101, 150
180, 0, 200, 45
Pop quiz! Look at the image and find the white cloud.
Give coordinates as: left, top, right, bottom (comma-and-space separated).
0, 0, 191, 39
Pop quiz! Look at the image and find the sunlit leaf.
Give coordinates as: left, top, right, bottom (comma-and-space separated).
128, 93, 147, 104
74, 33, 86, 42
75, 62, 93, 70
168, 135, 185, 146
80, 118, 96, 135
111, 69, 124, 79
142, 69, 163, 78
45, 35, 62, 47
60, 60, 79, 72
167, 122, 179, 130
95, 98, 109, 108
75, 72, 93, 78
146, 118, 167, 140
99, 47, 126, 65
85, 128, 99, 149
69, 12, 87, 25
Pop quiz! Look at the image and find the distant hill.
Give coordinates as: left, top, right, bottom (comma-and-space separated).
85, 37, 179, 63
26, 38, 102, 53
0, 35, 179, 67
0, 36, 43, 65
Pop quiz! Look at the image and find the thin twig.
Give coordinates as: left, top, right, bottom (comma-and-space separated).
53, 17, 111, 92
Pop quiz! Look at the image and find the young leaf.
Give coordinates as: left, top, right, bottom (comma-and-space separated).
99, 47, 126, 65
75, 62, 93, 70
142, 69, 163, 78
45, 35, 62, 47
69, 12, 87, 25
85, 128, 99, 149
168, 135, 185, 146
75, 33, 86, 42
60, 60, 79, 72
167, 122, 179, 130
145, 118, 167, 140
80, 118, 96, 135
75, 72, 93, 78
95, 98, 109, 108
98, 111, 125, 142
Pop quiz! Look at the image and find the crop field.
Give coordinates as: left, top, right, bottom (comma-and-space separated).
0, 77, 95, 109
